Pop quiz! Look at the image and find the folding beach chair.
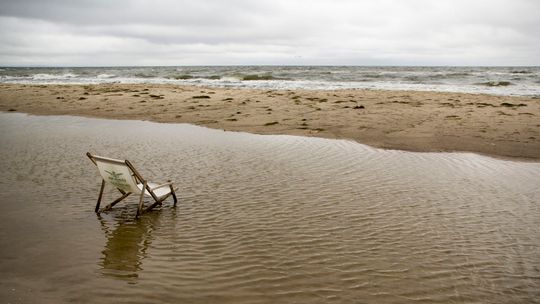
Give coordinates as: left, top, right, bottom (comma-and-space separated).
87, 152, 178, 218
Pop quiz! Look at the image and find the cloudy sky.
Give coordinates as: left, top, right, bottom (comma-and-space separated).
0, 0, 539, 66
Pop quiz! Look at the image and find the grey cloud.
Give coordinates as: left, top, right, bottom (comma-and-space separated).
0, 0, 273, 26
0, 0, 539, 66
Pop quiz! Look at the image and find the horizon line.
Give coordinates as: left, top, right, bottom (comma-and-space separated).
1, 64, 539, 68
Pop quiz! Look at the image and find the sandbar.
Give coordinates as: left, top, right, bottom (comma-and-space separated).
0, 83, 538, 160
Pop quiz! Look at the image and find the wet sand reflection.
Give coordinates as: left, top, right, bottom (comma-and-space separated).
1, 113, 539, 303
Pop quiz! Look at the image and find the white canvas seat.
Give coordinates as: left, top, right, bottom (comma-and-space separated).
87, 152, 178, 218
137, 182, 172, 198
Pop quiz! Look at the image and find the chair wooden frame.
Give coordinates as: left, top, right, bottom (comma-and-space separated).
87, 152, 178, 218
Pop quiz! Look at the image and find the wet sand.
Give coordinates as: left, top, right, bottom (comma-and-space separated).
0, 83, 539, 159
1, 113, 539, 303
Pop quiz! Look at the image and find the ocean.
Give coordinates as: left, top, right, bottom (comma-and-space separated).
1, 66, 539, 96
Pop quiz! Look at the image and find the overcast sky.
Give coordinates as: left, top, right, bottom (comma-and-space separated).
0, 0, 539, 66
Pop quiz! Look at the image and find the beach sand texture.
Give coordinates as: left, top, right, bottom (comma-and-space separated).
1, 83, 538, 159
1, 113, 539, 303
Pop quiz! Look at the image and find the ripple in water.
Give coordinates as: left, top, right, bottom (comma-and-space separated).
0, 113, 539, 304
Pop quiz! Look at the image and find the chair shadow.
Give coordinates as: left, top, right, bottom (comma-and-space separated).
97, 209, 166, 282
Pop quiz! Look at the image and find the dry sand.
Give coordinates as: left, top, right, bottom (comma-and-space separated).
1, 83, 539, 160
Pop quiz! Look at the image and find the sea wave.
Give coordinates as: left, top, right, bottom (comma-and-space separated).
96, 73, 116, 79
168, 74, 222, 80
1, 66, 539, 96
32, 73, 78, 80
476, 81, 514, 87
133, 73, 156, 78
240, 74, 288, 81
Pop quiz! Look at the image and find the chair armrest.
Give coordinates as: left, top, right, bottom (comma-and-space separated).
149, 182, 174, 191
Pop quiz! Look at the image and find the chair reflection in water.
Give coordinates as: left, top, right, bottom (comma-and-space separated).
100, 217, 151, 279
87, 152, 178, 219
98, 213, 158, 280
98, 205, 178, 280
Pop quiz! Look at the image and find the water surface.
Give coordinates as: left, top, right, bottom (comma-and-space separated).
1, 66, 539, 96
0, 113, 539, 303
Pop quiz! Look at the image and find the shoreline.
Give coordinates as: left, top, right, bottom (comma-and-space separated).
1, 83, 539, 160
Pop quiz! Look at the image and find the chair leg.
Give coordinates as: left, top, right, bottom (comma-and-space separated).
95, 180, 106, 213
144, 201, 163, 213
170, 185, 178, 206
144, 192, 171, 213
100, 192, 131, 213
136, 181, 147, 218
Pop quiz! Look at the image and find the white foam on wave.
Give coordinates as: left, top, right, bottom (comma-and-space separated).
96, 73, 116, 79
1, 66, 539, 96
32, 73, 78, 80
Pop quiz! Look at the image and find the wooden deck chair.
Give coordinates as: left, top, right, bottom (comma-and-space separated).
87, 152, 178, 218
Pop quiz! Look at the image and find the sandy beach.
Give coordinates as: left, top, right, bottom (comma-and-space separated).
2, 0, 540, 302
1, 83, 538, 159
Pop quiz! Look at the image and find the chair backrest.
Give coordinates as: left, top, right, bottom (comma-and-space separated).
90, 154, 141, 193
